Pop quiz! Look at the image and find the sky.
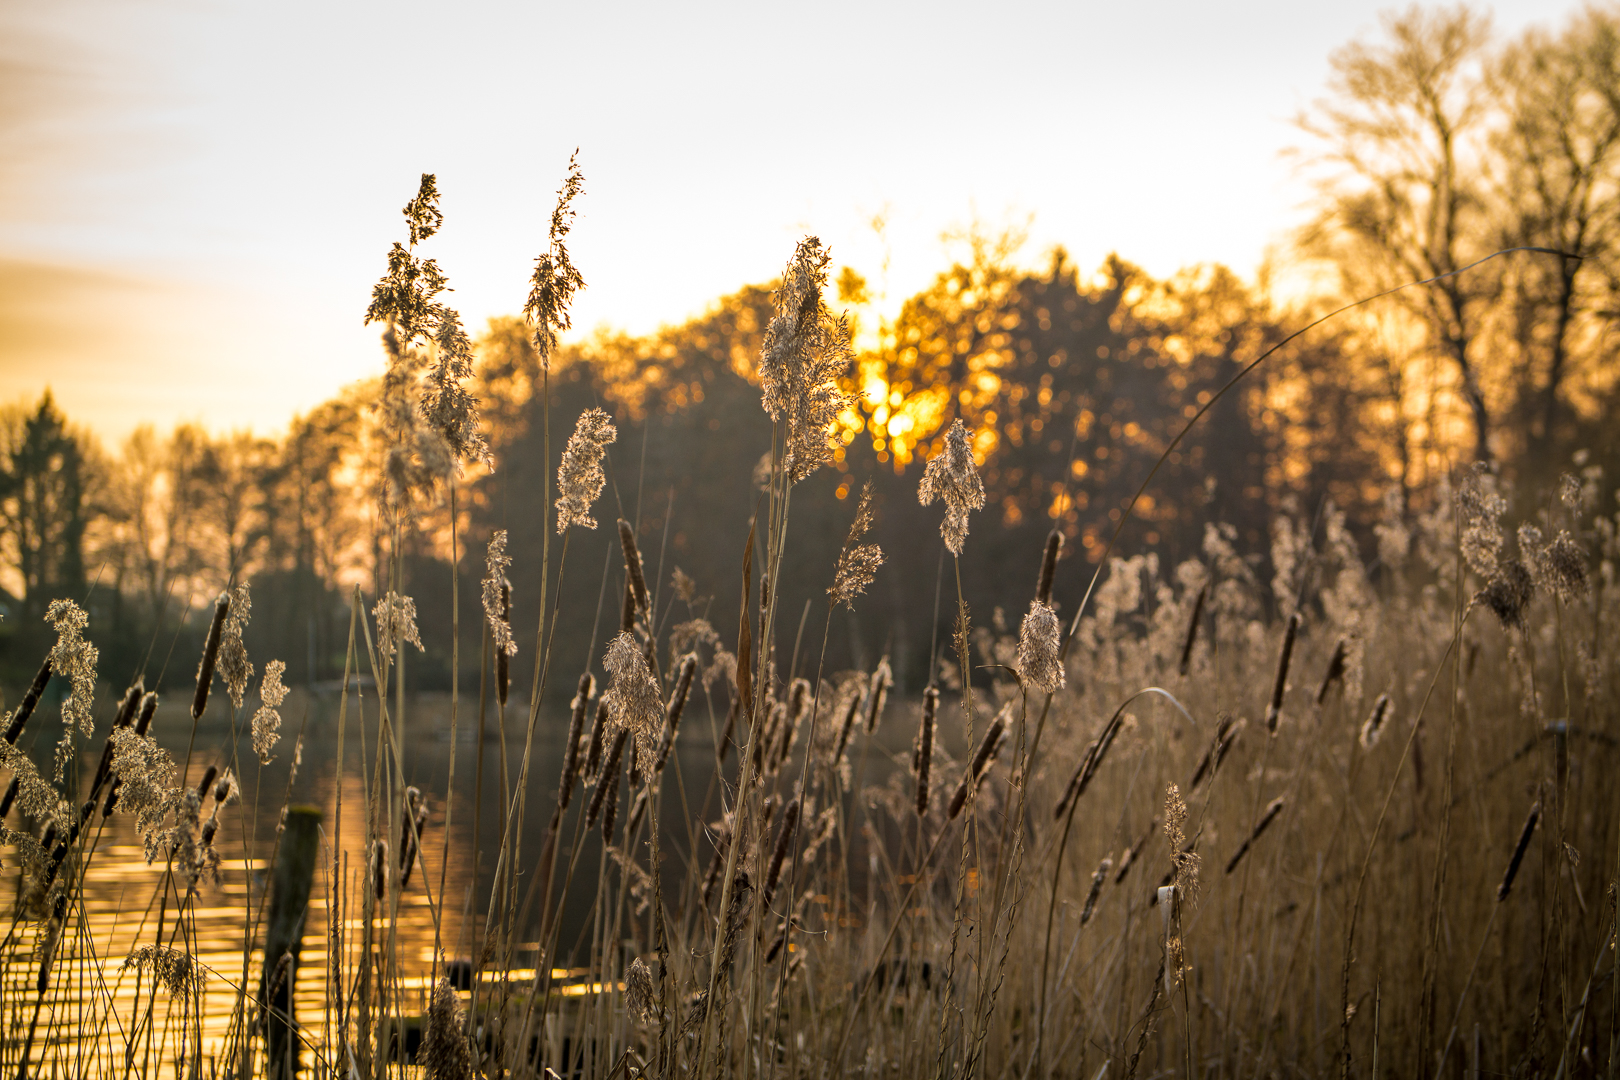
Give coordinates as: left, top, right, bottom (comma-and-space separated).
0, 0, 1579, 444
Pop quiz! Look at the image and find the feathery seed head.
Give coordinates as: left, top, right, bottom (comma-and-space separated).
830, 479, 883, 610
421, 977, 474, 1080
218, 583, 253, 712
1164, 782, 1199, 901
918, 419, 986, 555
482, 530, 517, 657
1017, 599, 1065, 693
624, 957, 657, 1023
524, 152, 586, 370
251, 660, 287, 765
1457, 464, 1507, 578
757, 237, 856, 483
603, 632, 662, 767
1540, 530, 1590, 602
45, 599, 97, 782
374, 591, 425, 658
556, 408, 617, 532
1479, 559, 1535, 629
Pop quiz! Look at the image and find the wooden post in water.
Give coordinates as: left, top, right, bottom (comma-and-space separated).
262, 805, 323, 1080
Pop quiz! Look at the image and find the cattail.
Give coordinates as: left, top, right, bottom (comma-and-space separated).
585, 699, 610, 781
196, 765, 218, 803
1498, 802, 1540, 902
619, 519, 649, 619
1177, 583, 1208, 678
755, 701, 785, 777
0, 777, 17, 819
1116, 819, 1157, 884
1265, 612, 1301, 734
3, 656, 53, 744
40, 823, 58, 853
1189, 713, 1241, 791
656, 656, 697, 773
88, 681, 145, 799
762, 798, 801, 911
620, 576, 637, 636
213, 770, 236, 805
774, 679, 811, 769
702, 819, 732, 907
624, 957, 657, 1022
865, 657, 892, 733
372, 840, 389, 904
718, 694, 740, 762
758, 794, 779, 850
831, 680, 865, 766
1360, 693, 1391, 749
1055, 712, 1123, 821
1017, 600, 1065, 693
559, 673, 594, 808
496, 582, 512, 707
1036, 529, 1063, 605
399, 788, 429, 888
1224, 796, 1286, 874
914, 687, 938, 816
1080, 857, 1114, 925
717, 870, 754, 972
948, 705, 1010, 819
1316, 639, 1348, 705
193, 592, 230, 721
587, 728, 629, 827
600, 764, 621, 843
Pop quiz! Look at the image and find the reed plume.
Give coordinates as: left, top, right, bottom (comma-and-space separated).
374, 591, 424, 658
830, 479, 883, 609
217, 583, 253, 711
757, 237, 855, 482
524, 151, 586, 369
421, 977, 474, 1080
482, 530, 517, 657
46, 599, 98, 781
604, 631, 662, 766
556, 408, 617, 532
251, 660, 288, 765
917, 418, 985, 555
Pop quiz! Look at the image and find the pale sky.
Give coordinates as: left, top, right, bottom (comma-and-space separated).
0, 0, 1576, 444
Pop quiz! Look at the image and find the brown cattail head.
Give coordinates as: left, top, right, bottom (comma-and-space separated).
774, 680, 811, 769
196, 765, 218, 803
372, 840, 389, 902
1177, 583, 1208, 678
1316, 639, 1348, 706
865, 657, 892, 733
134, 692, 158, 735
1116, 819, 1158, 884
3, 656, 53, 745
701, 817, 733, 907
1189, 712, 1241, 791
496, 582, 512, 707
88, 680, 146, 799
656, 655, 698, 773
914, 687, 938, 816
1036, 529, 1063, 605
600, 764, 622, 842
1498, 801, 1540, 902
1265, 612, 1301, 734
620, 575, 637, 636
618, 519, 650, 620
755, 701, 786, 777
587, 727, 629, 827
949, 703, 1010, 819
762, 797, 801, 911
559, 673, 594, 809
1055, 711, 1124, 821
1224, 795, 1286, 875
1360, 693, 1391, 749
193, 592, 231, 721
831, 677, 865, 766
585, 699, 610, 781
717, 870, 753, 972
1080, 857, 1114, 925
0, 777, 17, 819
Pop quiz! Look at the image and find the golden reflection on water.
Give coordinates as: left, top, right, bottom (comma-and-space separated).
0, 691, 608, 1078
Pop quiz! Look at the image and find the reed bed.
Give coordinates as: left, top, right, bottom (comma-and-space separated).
1, 170, 1617, 1080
